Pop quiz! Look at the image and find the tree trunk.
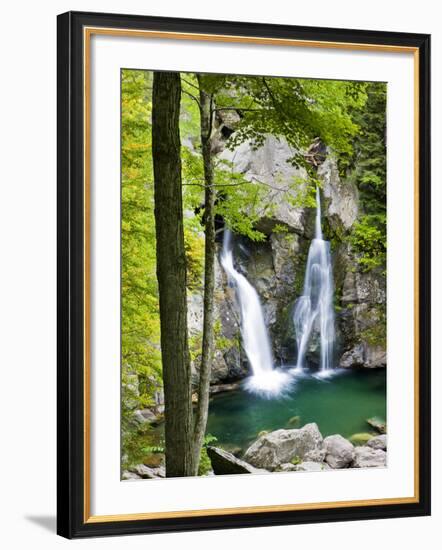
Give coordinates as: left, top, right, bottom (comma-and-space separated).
152, 72, 195, 477
192, 77, 216, 472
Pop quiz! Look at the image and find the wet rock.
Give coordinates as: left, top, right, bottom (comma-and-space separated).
243, 423, 324, 470
340, 344, 365, 368
323, 434, 355, 468
340, 341, 386, 369
352, 446, 387, 468
207, 446, 266, 475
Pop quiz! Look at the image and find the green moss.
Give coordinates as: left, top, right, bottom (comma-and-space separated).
360, 308, 386, 347
287, 415, 301, 427
348, 433, 374, 446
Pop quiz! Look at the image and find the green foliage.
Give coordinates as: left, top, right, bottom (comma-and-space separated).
121, 70, 162, 467
290, 455, 302, 465
184, 227, 205, 292
346, 83, 387, 271
141, 443, 165, 454
348, 214, 386, 271
222, 75, 367, 165
360, 308, 387, 347
198, 434, 218, 476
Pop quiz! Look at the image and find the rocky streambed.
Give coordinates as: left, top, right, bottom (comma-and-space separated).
123, 421, 387, 480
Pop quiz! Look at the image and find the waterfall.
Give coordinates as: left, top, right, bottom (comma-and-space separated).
221, 229, 290, 396
293, 187, 335, 374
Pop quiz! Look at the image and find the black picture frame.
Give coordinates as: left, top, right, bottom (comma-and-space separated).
57, 10, 431, 539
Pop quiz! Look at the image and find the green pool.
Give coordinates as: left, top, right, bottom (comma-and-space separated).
206, 368, 386, 454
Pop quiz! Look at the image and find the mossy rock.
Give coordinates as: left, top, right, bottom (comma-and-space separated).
290, 455, 302, 466
366, 417, 387, 434
349, 433, 375, 446
287, 415, 301, 428
257, 430, 269, 438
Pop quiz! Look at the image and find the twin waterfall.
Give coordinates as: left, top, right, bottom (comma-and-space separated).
220, 230, 274, 377
293, 187, 335, 375
221, 230, 289, 395
221, 186, 335, 396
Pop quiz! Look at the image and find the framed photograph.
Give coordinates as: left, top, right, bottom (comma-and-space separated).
57, 11, 431, 538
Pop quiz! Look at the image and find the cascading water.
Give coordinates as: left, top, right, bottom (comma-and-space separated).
293, 187, 335, 375
220, 229, 290, 396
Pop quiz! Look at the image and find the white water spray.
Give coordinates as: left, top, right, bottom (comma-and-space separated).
220, 230, 290, 396
293, 187, 335, 375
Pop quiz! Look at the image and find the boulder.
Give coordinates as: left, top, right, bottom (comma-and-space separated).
206, 446, 265, 475
133, 408, 157, 424
122, 471, 141, 481
295, 461, 330, 472
243, 423, 324, 470
339, 344, 365, 368
323, 434, 355, 468
352, 446, 387, 468
130, 464, 165, 479
304, 447, 327, 462
277, 463, 298, 472
367, 434, 387, 450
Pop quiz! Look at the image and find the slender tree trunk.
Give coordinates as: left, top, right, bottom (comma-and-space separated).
152, 72, 195, 477
192, 77, 216, 472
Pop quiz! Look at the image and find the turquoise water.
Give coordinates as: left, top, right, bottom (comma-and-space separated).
206, 368, 386, 454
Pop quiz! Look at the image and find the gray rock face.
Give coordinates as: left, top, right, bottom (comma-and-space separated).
367, 434, 387, 450
219, 136, 307, 234
341, 271, 385, 305
243, 423, 324, 470
319, 157, 359, 231
339, 267, 386, 368
339, 342, 386, 369
339, 344, 365, 368
207, 446, 265, 475
324, 434, 355, 468
352, 446, 387, 468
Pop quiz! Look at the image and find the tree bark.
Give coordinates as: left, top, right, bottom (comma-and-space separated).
192, 76, 216, 472
152, 72, 195, 477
